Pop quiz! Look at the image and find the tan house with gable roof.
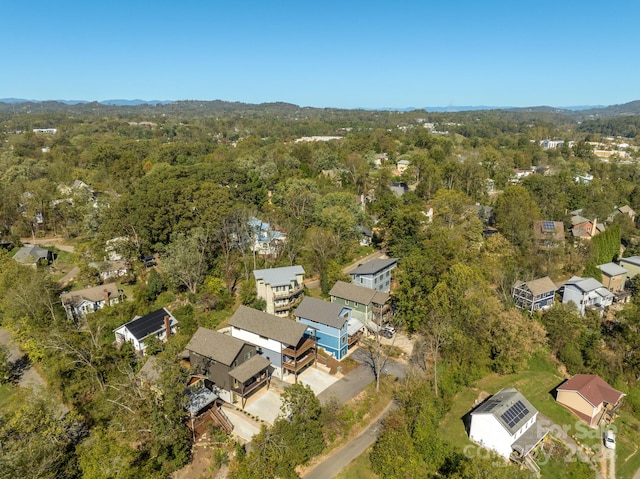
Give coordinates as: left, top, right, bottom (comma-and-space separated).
556, 374, 625, 427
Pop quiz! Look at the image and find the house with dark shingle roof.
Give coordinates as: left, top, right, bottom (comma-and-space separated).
230, 306, 316, 380
511, 277, 556, 314
329, 280, 391, 326
349, 258, 398, 293
184, 327, 270, 407
556, 374, 625, 427
61, 282, 123, 320
533, 220, 564, 250
114, 307, 178, 353
294, 297, 352, 360
469, 388, 547, 461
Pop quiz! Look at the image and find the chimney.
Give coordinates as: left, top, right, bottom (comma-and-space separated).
103, 288, 110, 307
164, 315, 171, 339
590, 218, 598, 238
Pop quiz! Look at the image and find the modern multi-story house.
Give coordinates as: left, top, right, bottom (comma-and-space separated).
61, 283, 122, 320
561, 276, 614, 316
511, 277, 556, 314
329, 280, 391, 326
114, 307, 178, 353
294, 297, 353, 360
183, 327, 270, 407
349, 258, 398, 293
253, 265, 305, 316
469, 388, 547, 462
597, 262, 628, 293
229, 305, 316, 381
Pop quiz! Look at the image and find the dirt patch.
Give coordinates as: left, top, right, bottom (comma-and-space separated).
172, 446, 218, 479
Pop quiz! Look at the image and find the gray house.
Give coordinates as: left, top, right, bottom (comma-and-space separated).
13, 245, 54, 267
349, 258, 398, 292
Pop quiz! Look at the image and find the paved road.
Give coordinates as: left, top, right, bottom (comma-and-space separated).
302, 400, 396, 479
20, 236, 75, 253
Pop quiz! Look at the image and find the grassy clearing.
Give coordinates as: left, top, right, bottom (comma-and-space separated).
438, 351, 640, 478
334, 448, 378, 479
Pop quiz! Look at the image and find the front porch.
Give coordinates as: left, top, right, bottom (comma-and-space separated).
229, 355, 271, 408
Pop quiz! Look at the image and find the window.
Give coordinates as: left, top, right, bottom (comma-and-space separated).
345, 300, 350, 306
245, 351, 253, 360
341, 336, 347, 344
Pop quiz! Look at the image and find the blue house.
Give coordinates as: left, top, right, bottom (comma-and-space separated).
349, 258, 398, 293
294, 297, 352, 360
511, 277, 556, 314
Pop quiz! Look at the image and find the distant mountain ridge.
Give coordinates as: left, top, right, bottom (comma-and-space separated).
0, 98, 639, 117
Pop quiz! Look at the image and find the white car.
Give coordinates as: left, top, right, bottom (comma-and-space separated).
604, 430, 616, 450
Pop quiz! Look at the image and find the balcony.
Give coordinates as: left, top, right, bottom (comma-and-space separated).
348, 330, 363, 347
282, 353, 315, 373
231, 372, 269, 397
273, 295, 304, 313
272, 284, 304, 299
282, 337, 316, 358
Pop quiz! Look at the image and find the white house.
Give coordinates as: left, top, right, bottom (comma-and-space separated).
253, 265, 305, 316
61, 283, 122, 320
114, 307, 178, 353
229, 305, 315, 380
561, 276, 614, 316
469, 388, 547, 461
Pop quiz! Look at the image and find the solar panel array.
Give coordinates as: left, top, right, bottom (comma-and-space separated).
500, 400, 529, 428
475, 399, 501, 413
543, 221, 556, 231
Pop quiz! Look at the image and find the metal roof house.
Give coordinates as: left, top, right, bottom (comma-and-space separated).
469, 388, 547, 462
561, 276, 614, 316
253, 265, 305, 316
597, 262, 628, 294
619, 256, 640, 280
114, 307, 178, 353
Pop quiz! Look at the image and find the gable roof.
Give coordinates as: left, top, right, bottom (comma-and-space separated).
472, 387, 537, 436
598, 262, 628, 277
228, 354, 271, 383
330, 280, 389, 305
618, 205, 636, 216
564, 276, 608, 293
294, 296, 350, 329
533, 220, 564, 242
522, 277, 557, 296
557, 374, 625, 408
117, 307, 177, 341
61, 283, 120, 305
349, 258, 398, 275
253, 265, 304, 287
185, 327, 245, 366
229, 306, 308, 346
13, 245, 51, 264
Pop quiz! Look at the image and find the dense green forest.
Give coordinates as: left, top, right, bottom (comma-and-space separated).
1, 101, 640, 478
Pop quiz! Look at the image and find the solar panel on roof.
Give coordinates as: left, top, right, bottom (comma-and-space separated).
500, 400, 529, 428
543, 221, 556, 231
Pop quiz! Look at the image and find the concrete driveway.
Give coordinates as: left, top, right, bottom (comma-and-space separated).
297, 367, 340, 395
245, 390, 283, 425
222, 406, 262, 442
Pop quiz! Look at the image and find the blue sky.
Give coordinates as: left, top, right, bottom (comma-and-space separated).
1, 0, 638, 108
